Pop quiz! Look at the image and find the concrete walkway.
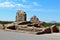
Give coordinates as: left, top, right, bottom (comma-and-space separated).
0, 30, 60, 40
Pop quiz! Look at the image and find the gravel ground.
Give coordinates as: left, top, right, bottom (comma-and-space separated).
0, 30, 60, 40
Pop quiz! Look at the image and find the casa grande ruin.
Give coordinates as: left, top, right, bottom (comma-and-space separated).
0, 10, 60, 35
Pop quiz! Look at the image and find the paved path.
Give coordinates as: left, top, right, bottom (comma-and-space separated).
0, 30, 60, 40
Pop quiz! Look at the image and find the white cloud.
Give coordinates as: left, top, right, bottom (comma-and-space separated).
22, 0, 26, 2
0, 1, 15, 8
0, 1, 31, 9
0, 1, 42, 9
32, 2, 39, 6
16, 4, 31, 9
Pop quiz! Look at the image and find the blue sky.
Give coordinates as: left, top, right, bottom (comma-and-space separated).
0, 0, 60, 22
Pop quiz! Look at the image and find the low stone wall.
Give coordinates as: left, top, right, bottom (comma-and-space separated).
0, 24, 4, 29
36, 25, 60, 35
0, 23, 60, 35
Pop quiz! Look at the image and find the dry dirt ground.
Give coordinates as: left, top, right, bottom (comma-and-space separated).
0, 30, 60, 40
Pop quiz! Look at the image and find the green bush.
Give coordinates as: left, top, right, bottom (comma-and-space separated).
0, 21, 13, 24
42, 22, 60, 27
